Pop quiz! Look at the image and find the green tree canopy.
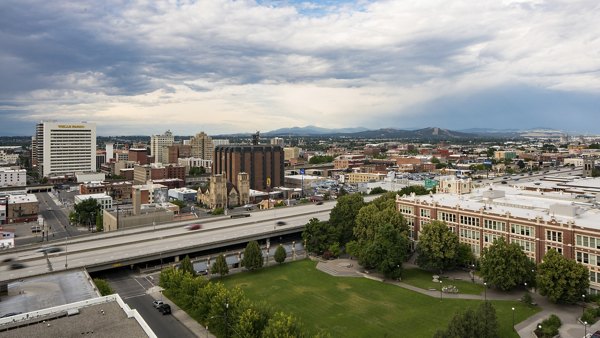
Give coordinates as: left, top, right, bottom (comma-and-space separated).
211, 254, 229, 277
416, 221, 462, 273
480, 238, 536, 291
241, 240, 264, 271
434, 302, 499, 338
179, 255, 196, 276
302, 218, 338, 255
329, 194, 365, 244
308, 155, 334, 165
73, 198, 102, 227
274, 245, 287, 264
262, 311, 303, 338
537, 249, 589, 304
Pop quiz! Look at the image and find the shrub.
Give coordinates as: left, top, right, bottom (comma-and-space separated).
581, 307, 599, 324
93, 278, 114, 296
534, 315, 561, 338
521, 292, 533, 305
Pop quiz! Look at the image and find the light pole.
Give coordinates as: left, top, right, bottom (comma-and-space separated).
582, 294, 586, 317
484, 282, 487, 302
511, 307, 515, 331
439, 280, 443, 301
64, 235, 68, 269
225, 302, 229, 338
584, 321, 588, 337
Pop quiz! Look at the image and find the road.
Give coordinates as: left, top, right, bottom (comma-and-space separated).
99, 269, 196, 338
0, 201, 341, 282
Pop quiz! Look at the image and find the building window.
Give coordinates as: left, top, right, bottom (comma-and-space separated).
546, 230, 563, 243
420, 208, 431, 218
460, 215, 480, 226
484, 219, 506, 232
511, 224, 534, 237
438, 212, 457, 223
399, 204, 413, 215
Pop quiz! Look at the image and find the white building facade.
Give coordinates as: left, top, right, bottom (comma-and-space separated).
34, 121, 96, 177
74, 193, 113, 210
0, 168, 26, 187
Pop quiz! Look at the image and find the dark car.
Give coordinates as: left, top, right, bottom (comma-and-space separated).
501, 181, 507, 184
276, 221, 287, 226
591, 330, 600, 338
316, 201, 324, 205
1, 312, 22, 318
185, 224, 202, 230
36, 247, 62, 254
158, 304, 171, 315
9, 262, 26, 270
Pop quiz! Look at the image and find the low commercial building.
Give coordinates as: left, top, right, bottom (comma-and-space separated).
75, 172, 106, 183
6, 193, 38, 223
0, 167, 26, 187
0, 230, 14, 249
346, 172, 386, 184
168, 187, 198, 202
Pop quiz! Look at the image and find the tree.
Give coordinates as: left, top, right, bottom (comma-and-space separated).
308, 155, 334, 165
359, 223, 408, 279
241, 240, 264, 271
434, 302, 499, 338
179, 255, 196, 276
416, 221, 462, 273
274, 245, 287, 264
170, 199, 186, 209
329, 194, 365, 244
93, 278, 114, 296
95, 212, 103, 232
537, 249, 589, 303
262, 311, 303, 338
73, 198, 102, 227
302, 218, 338, 255
369, 187, 387, 195
211, 254, 229, 277
480, 237, 535, 291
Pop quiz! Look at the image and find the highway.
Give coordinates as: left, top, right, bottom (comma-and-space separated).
0, 201, 338, 282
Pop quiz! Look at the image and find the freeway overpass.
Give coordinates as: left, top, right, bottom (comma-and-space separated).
0, 201, 339, 285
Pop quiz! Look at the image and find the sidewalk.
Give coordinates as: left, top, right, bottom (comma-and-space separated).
317, 258, 595, 338
146, 286, 215, 338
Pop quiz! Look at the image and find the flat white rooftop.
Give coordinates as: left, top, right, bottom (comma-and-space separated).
404, 185, 600, 229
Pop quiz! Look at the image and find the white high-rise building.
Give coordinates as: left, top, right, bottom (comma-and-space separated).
150, 130, 174, 164
34, 121, 97, 177
0, 167, 26, 187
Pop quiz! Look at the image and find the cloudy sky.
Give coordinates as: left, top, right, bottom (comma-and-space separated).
1, 0, 599, 136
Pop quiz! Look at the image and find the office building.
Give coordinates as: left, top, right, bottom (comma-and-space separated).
33, 121, 96, 177
150, 130, 174, 164
167, 144, 192, 163
213, 145, 284, 191
270, 137, 284, 146
189, 132, 214, 161
396, 177, 600, 294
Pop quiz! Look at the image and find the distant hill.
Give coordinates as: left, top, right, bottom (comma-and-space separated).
263, 125, 369, 136
343, 127, 476, 139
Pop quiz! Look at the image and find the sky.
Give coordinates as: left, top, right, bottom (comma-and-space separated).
1, 0, 599, 136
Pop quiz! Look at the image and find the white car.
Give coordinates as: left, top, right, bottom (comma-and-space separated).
152, 300, 164, 308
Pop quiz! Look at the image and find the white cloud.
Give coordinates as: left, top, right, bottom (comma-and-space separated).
1, 0, 600, 134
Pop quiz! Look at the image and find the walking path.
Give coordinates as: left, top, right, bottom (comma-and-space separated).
317, 258, 596, 338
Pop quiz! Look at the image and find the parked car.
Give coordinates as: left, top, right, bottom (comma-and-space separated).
158, 304, 171, 315
591, 330, 600, 338
276, 221, 287, 226
185, 224, 202, 230
152, 300, 164, 308
316, 201, 324, 205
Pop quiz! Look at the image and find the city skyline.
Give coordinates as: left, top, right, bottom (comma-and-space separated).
1, 0, 600, 136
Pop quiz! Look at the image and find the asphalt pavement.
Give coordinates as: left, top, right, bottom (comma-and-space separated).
99, 269, 199, 338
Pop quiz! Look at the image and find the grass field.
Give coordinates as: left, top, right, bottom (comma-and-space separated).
402, 268, 485, 295
221, 260, 539, 337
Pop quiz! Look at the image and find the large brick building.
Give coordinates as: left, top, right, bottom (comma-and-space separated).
396, 177, 600, 294
213, 145, 284, 191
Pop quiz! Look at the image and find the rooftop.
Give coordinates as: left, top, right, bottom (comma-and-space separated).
0, 295, 153, 338
7, 194, 37, 204
402, 184, 600, 230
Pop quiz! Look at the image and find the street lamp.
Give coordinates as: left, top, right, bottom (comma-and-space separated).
584, 321, 588, 337
511, 307, 515, 331
484, 282, 487, 302
582, 294, 586, 317
440, 280, 443, 301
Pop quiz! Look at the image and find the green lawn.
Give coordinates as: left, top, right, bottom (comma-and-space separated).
402, 268, 485, 295
221, 260, 539, 337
